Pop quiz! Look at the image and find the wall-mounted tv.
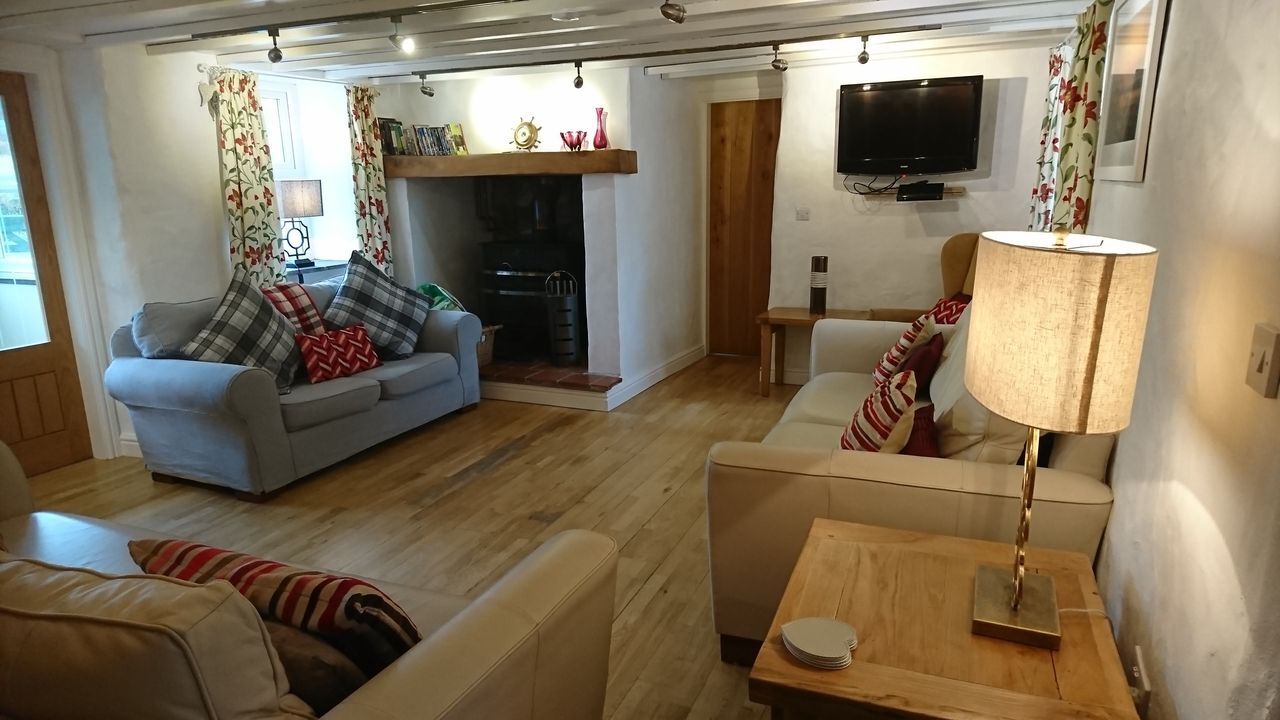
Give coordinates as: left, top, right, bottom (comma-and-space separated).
837, 75, 984, 176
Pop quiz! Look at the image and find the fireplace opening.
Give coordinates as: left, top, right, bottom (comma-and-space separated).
476, 175, 587, 365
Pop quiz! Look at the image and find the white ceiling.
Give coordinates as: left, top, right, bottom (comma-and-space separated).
0, 0, 1083, 82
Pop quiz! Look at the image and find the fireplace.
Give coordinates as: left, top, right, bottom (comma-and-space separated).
475, 176, 587, 365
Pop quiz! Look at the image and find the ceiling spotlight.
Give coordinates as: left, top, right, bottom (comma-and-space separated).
771, 45, 788, 72
389, 16, 415, 53
417, 73, 435, 97
551, 12, 581, 22
659, 2, 687, 24
266, 28, 283, 63
857, 35, 870, 64
573, 61, 584, 89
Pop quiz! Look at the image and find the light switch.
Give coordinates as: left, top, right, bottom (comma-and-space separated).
1247, 323, 1280, 398
795, 207, 811, 222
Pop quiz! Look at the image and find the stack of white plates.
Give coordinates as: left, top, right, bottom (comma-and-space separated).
780, 618, 858, 670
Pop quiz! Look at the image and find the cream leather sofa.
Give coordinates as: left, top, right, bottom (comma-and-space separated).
0, 444, 618, 720
706, 305, 1117, 657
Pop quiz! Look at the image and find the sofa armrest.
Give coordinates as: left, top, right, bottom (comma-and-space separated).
104, 357, 281, 417
705, 442, 1112, 641
0, 441, 33, 521
416, 311, 482, 405
868, 307, 930, 323
326, 529, 618, 720
809, 318, 911, 377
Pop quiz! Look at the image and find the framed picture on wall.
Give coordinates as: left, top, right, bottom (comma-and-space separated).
1096, 0, 1171, 182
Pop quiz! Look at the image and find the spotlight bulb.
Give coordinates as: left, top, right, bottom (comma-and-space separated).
573, 61, 584, 89
267, 28, 282, 63
399, 36, 416, 53
659, 2, 686, 24
389, 16, 415, 53
418, 75, 435, 97
771, 45, 788, 72
858, 35, 870, 64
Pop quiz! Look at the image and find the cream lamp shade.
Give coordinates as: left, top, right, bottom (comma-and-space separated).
965, 231, 1158, 435
279, 179, 324, 219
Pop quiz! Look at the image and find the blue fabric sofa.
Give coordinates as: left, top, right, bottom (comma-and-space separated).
104, 281, 481, 498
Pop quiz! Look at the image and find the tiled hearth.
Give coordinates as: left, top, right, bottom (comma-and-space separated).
480, 360, 622, 394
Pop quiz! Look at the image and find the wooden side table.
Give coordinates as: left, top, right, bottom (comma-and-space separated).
756, 308, 870, 397
749, 519, 1138, 720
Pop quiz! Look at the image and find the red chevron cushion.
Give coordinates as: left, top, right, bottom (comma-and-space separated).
128, 538, 421, 676
296, 324, 381, 384
262, 282, 326, 335
926, 295, 970, 324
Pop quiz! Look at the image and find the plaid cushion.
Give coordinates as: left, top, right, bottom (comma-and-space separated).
262, 283, 325, 335
181, 267, 301, 390
129, 538, 421, 677
324, 252, 431, 359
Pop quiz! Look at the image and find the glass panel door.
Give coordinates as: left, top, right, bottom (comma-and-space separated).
0, 96, 49, 351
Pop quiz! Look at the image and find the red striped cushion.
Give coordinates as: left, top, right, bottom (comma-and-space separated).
872, 315, 936, 385
926, 296, 970, 324
296, 324, 381, 384
129, 539, 421, 676
262, 283, 326, 335
841, 371, 918, 452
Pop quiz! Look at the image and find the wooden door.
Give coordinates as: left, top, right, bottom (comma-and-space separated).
0, 72, 91, 475
708, 99, 781, 356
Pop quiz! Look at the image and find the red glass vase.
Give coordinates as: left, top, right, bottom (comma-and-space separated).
593, 107, 609, 150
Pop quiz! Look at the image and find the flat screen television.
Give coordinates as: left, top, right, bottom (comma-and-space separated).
837, 75, 984, 175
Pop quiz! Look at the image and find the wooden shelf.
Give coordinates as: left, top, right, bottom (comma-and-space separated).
385, 149, 638, 178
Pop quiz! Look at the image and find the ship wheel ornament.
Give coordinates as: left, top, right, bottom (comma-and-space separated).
511, 117, 542, 152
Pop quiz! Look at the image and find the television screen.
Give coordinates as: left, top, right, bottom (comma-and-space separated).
837, 75, 983, 175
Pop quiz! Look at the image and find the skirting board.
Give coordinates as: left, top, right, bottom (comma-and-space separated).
118, 432, 142, 458
482, 346, 706, 412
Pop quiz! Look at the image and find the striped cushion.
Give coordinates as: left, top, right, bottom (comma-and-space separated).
926, 296, 970, 325
841, 371, 919, 453
262, 283, 326, 335
296, 324, 381, 384
128, 539, 421, 676
872, 315, 936, 385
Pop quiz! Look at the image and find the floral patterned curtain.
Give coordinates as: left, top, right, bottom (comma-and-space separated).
346, 86, 393, 275
209, 69, 285, 287
1029, 0, 1111, 233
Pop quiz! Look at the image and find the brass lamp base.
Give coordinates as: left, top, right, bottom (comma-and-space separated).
972, 564, 1061, 649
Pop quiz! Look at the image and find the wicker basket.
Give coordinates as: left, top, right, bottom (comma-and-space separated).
477, 325, 502, 367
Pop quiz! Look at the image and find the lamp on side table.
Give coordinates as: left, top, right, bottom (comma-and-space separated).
280, 179, 324, 269
965, 230, 1158, 649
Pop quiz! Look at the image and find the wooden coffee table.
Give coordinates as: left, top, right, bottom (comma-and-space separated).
749, 520, 1138, 720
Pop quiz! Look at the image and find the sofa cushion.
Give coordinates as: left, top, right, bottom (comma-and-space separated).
280, 377, 380, 431
780, 372, 875, 427
129, 539, 423, 677
296, 324, 382, 384
323, 251, 432, 360
841, 371, 918, 453
928, 305, 1027, 464
762, 421, 846, 450
872, 315, 936, 385
182, 267, 302, 391
132, 296, 219, 358
899, 333, 945, 400
262, 283, 326, 335
264, 622, 367, 716
0, 556, 313, 720
353, 352, 459, 399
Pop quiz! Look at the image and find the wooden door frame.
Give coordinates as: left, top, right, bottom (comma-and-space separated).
0, 47, 118, 459
698, 80, 783, 358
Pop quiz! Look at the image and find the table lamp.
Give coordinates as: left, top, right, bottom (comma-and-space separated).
279, 179, 324, 268
965, 230, 1157, 649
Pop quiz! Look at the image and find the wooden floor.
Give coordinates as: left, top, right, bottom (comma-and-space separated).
30, 355, 797, 720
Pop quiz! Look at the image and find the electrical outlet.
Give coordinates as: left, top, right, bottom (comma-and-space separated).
1247, 323, 1280, 398
795, 207, 811, 222
1129, 645, 1152, 719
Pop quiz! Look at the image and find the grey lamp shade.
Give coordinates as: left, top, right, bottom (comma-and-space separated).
964, 231, 1158, 435
280, 180, 324, 219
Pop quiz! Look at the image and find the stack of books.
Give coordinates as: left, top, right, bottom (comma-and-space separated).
378, 118, 470, 157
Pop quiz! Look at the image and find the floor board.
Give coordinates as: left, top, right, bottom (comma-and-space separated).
29, 355, 796, 720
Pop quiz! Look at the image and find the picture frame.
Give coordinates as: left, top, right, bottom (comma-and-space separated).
1096, 0, 1170, 182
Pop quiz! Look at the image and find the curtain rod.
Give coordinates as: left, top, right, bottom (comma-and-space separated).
198, 63, 355, 87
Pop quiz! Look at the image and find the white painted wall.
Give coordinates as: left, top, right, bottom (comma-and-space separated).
614, 68, 704, 383
375, 67, 631, 154
767, 46, 1046, 381
386, 177, 485, 309
1090, 2, 1280, 718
